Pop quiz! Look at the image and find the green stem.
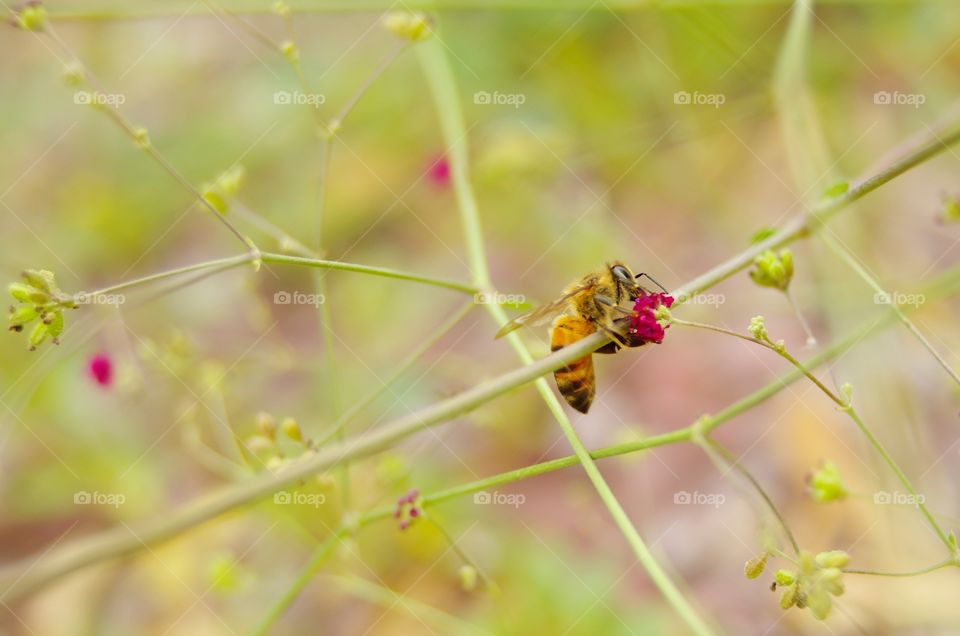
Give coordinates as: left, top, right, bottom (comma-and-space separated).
844, 558, 958, 577
418, 36, 717, 636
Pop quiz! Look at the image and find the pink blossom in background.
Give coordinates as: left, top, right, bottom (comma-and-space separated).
88, 353, 113, 387
426, 154, 450, 188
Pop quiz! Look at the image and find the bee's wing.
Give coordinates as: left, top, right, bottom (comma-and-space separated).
494, 285, 591, 339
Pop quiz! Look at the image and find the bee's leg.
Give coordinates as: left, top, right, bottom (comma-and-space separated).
594, 294, 632, 316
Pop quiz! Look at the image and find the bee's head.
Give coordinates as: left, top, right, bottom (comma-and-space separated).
608, 262, 666, 299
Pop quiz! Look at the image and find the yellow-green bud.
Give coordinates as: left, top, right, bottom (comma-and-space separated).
774, 569, 796, 586
747, 315, 768, 341
749, 249, 794, 291
806, 461, 848, 503
62, 61, 85, 87
382, 12, 433, 42
744, 553, 768, 579
8, 305, 39, 330
280, 40, 299, 63
257, 412, 277, 439
28, 321, 49, 350
281, 416, 302, 442
133, 127, 151, 149
458, 564, 478, 592
14, 4, 47, 31
271, 1, 291, 18
814, 550, 849, 569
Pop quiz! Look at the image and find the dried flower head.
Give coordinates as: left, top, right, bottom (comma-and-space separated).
394, 488, 423, 531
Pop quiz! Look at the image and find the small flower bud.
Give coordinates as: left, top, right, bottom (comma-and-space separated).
9, 282, 48, 304
774, 569, 796, 586
132, 127, 151, 149
62, 61, 85, 87
257, 412, 277, 439
246, 434, 274, 455
216, 165, 246, 195
750, 249, 794, 291
382, 12, 433, 42
939, 195, 960, 224
28, 320, 49, 350
265, 455, 285, 472
814, 550, 849, 569
46, 310, 64, 343
13, 3, 47, 31
747, 315, 768, 341
280, 40, 299, 63
806, 461, 848, 503
271, 1, 291, 18
840, 383, 853, 404
281, 416, 302, 442
202, 187, 228, 215
822, 182, 849, 199
8, 304, 39, 330
779, 583, 798, 609
458, 564, 478, 592
744, 553, 769, 579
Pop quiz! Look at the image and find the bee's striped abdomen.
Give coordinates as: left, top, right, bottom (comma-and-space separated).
550, 315, 597, 414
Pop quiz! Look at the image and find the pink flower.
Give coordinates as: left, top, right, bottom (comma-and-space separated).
88, 353, 113, 387
629, 293, 675, 345
394, 488, 422, 531
426, 154, 450, 188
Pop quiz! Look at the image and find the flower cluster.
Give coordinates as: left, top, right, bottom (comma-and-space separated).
774, 550, 848, 620
750, 249, 794, 291
394, 488, 423, 530
806, 461, 848, 503
8, 269, 75, 350
628, 292, 675, 344
245, 412, 309, 472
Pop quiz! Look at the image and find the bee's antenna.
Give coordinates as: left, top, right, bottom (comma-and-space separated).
635, 272, 667, 294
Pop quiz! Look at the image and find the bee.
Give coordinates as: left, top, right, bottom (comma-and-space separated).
496, 262, 662, 414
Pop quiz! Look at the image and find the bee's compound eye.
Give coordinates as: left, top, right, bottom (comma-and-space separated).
611, 265, 632, 283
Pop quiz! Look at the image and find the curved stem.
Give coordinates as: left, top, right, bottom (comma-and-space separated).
844, 558, 958, 577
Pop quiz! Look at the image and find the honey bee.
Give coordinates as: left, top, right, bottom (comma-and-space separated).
496, 262, 661, 414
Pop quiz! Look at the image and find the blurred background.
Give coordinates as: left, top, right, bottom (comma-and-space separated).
2, 1, 960, 634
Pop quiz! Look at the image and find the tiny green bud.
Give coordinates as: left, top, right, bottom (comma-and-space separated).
806, 461, 848, 503
940, 196, 960, 224
22, 269, 57, 293
747, 315, 768, 341
132, 127, 151, 149
382, 12, 433, 42
271, 1, 291, 18
216, 165, 246, 195
750, 227, 776, 244
246, 434, 274, 455
14, 4, 47, 31
822, 181, 850, 199
281, 416, 302, 442
62, 61, 85, 87
749, 249, 794, 291
814, 550, 849, 569
202, 187, 228, 215
8, 304, 39, 330
840, 383, 853, 404
744, 553, 768, 579
458, 564, 478, 592
9, 282, 48, 304
779, 583, 798, 609
46, 310, 64, 342
28, 320, 49, 350
774, 569, 796, 586
257, 412, 277, 439
280, 40, 299, 63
